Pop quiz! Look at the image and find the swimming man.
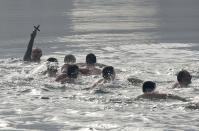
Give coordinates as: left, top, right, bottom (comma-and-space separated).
172, 70, 192, 88
135, 81, 187, 102
43, 57, 59, 77
23, 25, 42, 62
55, 64, 79, 84
79, 53, 101, 75
61, 54, 76, 73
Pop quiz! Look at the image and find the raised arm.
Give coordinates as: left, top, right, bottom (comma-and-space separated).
23, 25, 40, 61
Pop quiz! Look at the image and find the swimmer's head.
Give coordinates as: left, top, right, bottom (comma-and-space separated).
46, 57, 59, 72
86, 53, 96, 65
177, 70, 192, 86
142, 81, 156, 93
64, 54, 76, 64
67, 65, 79, 79
47, 57, 58, 63
31, 48, 42, 61
102, 66, 115, 80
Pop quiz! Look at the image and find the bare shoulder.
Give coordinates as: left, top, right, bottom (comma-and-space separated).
95, 63, 107, 68
77, 63, 86, 67
83, 79, 104, 90
94, 68, 101, 74
79, 68, 90, 75
127, 77, 143, 86
91, 79, 104, 89
172, 82, 181, 88
61, 64, 69, 72
55, 73, 67, 82
135, 93, 168, 100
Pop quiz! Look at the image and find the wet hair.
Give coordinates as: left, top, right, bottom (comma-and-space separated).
47, 57, 58, 62
64, 54, 76, 63
102, 66, 114, 79
142, 81, 156, 93
67, 65, 79, 78
32, 48, 42, 53
177, 70, 191, 82
86, 53, 96, 65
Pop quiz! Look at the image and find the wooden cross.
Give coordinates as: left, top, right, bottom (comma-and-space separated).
34, 25, 40, 32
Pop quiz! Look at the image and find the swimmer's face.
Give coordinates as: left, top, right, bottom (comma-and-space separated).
46, 62, 58, 77
64, 58, 76, 64
32, 48, 42, 60
103, 71, 115, 81
46, 61, 58, 71
102, 66, 115, 81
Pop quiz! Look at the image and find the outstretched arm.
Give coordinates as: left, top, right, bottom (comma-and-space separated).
167, 94, 188, 102
23, 25, 39, 61
83, 79, 103, 90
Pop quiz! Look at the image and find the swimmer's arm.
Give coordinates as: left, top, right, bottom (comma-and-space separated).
61, 64, 68, 73
55, 74, 70, 84
95, 68, 102, 75
167, 94, 187, 102
79, 68, 89, 75
55, 73, 67, 82
172, 82, 180, 88
77, 63, 86, 67
60, 66, 64, 73
127, 77, 143, 85
135, 94, 168, 100
23, 30, 37, 61
91, 79, 103, 88
60, 77, 70, 84
134, 95, 144, 100
83, 79, 103, 90
91, 68, 101, 75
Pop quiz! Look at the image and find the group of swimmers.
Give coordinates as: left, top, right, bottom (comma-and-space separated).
23, 26, 194, 104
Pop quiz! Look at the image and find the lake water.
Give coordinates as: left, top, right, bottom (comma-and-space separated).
1, 0, 199, 130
